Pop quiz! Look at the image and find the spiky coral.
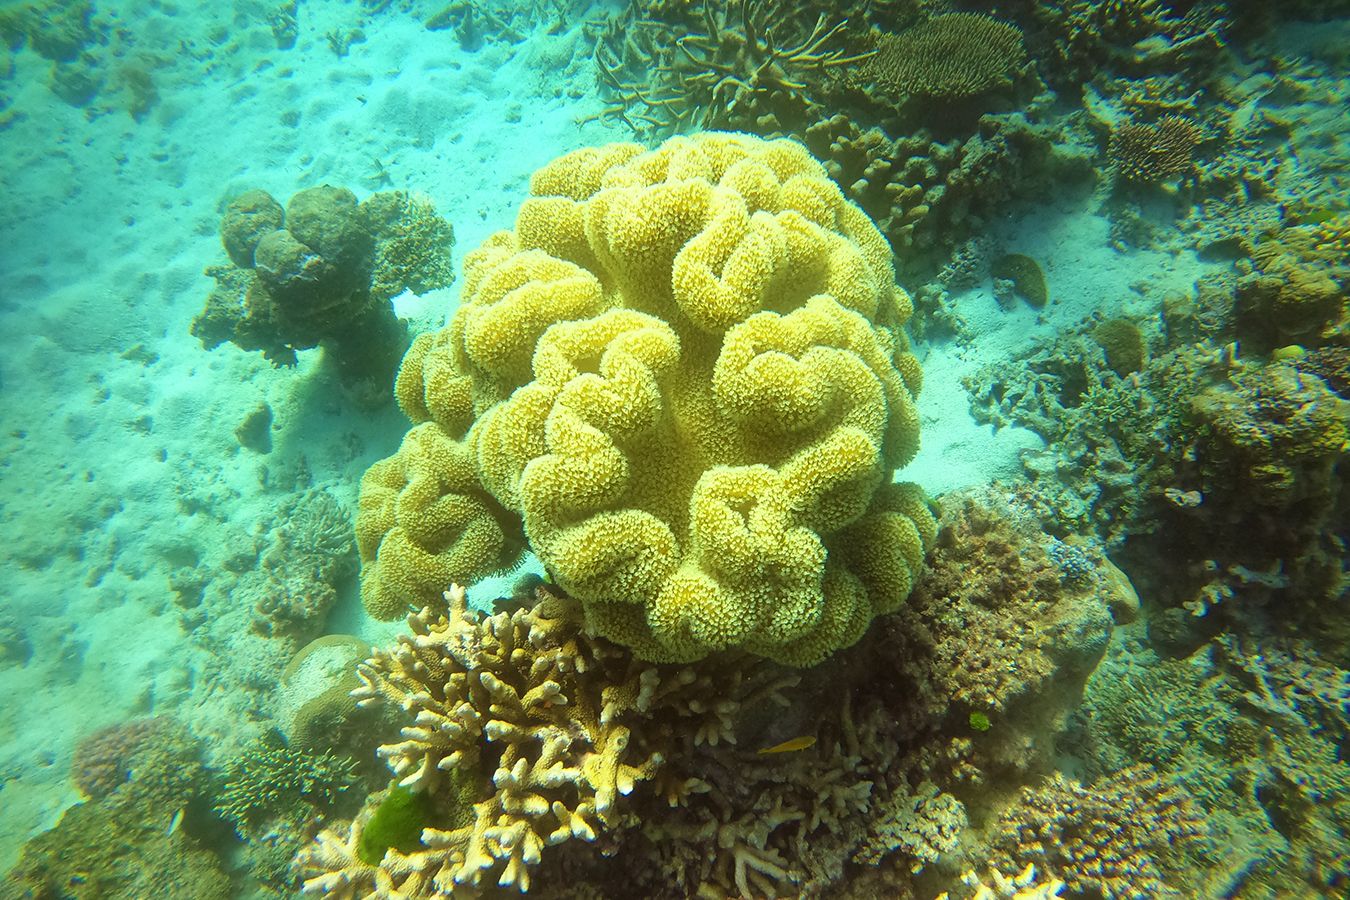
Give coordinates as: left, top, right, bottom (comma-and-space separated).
590, 0, 873, 136
1110, 115, 1204, 183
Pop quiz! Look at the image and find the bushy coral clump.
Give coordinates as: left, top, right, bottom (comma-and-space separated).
253, 490, 358, 637
5, 717, 227, 900
895, 491, 1121, 719
215, 735, 360, 837
1110, 115, 1204, 183
991, 764, 1207, 898
70, 717, 202, 804
296, 582, 801, 895
357, 132, 934, 666
1074, 634, 1350, 896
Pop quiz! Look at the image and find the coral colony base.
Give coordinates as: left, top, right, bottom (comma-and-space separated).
0, 2, 1346, 899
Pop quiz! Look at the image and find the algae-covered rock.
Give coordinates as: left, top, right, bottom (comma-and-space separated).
4, 717, 227, 900
285, 185, 367, 264
992, 253, 1048, 307
1093, 317, 1146, 376
193, 185, 455, 394
220, 189, 285, 268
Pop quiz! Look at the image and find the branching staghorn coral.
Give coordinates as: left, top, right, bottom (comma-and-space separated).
296, 583, 800, 896
1110, 114, 1204, 183
589, 0, 872, 135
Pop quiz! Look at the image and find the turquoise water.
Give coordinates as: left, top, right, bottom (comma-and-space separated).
0, 2, 1346, 898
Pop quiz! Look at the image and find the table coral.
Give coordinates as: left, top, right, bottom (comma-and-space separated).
358, 132, 934, 666
862, 13, 1026, 100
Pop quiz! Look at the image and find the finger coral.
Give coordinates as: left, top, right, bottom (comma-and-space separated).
358, 131, 933, 666
296, 583, 799, 895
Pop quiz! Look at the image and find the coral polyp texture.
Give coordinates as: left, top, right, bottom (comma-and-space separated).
357, 131, 934, 665
862, 13, 1026, 100
991, 764, 1208, 898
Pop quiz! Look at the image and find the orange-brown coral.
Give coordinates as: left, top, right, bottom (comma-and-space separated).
991, 764, 1208, 898
895, 491, 1120, 717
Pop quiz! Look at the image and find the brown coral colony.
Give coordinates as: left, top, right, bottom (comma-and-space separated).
1110, 115, 1204, 183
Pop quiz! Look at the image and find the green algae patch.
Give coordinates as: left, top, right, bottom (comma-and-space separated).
992, 253, 1048, 308
357, 785, 434, 865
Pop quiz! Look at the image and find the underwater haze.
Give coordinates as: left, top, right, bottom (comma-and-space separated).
0, 1, 1347, 897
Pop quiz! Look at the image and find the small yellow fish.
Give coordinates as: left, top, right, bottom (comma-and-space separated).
757, 735, 816, 755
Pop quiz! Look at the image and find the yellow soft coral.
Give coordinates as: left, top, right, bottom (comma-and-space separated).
355, 423, 521, 619
357, 132, 932, 664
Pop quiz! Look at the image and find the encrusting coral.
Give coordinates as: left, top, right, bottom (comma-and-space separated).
991, 764, 1208, 898
1236, 216, 1349, 352
357, 131, 934, 666
5, 717, 230, 899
